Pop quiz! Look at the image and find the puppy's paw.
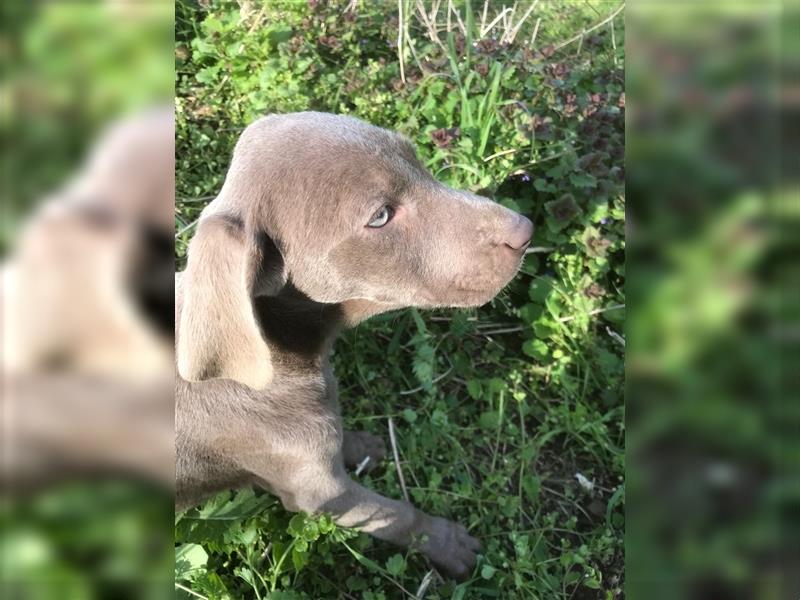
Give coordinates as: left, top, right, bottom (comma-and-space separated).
419, 517, 481, 582
342, 431, 386, 473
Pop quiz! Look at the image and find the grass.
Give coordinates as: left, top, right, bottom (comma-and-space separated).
175, 1, 625, 598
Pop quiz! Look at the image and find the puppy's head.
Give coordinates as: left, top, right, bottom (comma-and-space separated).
178, 112, 532, 387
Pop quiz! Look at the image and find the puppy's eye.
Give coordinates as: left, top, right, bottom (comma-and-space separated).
366, 205, 394, 228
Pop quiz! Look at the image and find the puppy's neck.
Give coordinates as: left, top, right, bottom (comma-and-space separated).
253, 282, 343, 369
340, 298, 399, 325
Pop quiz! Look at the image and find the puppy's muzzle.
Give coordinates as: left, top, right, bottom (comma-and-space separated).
502, 214, 534, 253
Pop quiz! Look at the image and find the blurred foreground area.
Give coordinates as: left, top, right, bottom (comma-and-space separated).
1, 2, 174, 598
626, 1, 797, 599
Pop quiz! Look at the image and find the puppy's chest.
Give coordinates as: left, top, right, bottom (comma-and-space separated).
272, 359, 340, 416
320, 360, 341, 414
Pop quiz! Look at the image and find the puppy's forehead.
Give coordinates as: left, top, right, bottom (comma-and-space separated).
235, 113, 427, 229
251, 112, 417, 167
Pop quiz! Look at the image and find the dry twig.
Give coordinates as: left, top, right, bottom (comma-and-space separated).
551, 2, 625, 52
397, 0, 406, 83
388, 417, 410, 502
415, 569, 437, 599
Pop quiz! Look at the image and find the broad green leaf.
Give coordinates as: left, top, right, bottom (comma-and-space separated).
175, 543, 208, 581
385, 553, 406, 577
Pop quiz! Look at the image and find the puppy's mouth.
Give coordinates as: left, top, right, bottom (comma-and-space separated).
442, 259, 527, 307
422, 282, 506, 309
452, 288, 504, 307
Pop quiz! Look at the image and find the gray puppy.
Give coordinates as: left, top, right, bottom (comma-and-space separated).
176, 112, 532, 580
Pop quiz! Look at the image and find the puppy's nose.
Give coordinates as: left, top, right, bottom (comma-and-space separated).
504, 214, 533, 251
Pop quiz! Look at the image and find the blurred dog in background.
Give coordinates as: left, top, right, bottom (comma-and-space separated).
2, 107, 175, 489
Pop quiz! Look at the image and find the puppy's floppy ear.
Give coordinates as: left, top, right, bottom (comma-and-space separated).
177, 214, 286, 389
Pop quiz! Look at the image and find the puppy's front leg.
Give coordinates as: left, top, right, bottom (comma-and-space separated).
279, 462, 480, 581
